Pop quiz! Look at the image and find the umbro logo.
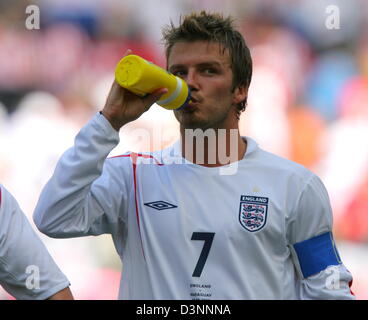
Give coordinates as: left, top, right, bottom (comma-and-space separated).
144, 201, 177, 211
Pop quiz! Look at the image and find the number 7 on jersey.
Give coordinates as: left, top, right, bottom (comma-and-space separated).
191, 232, 215, 277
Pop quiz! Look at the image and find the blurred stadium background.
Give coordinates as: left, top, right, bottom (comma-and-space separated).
0, 0, 368, 299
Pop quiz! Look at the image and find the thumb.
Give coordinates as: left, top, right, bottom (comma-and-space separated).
143, 88, 168, 108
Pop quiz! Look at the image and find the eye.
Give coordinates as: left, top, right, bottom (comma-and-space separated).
172, 70, 187, 77
202, 68, 217, 75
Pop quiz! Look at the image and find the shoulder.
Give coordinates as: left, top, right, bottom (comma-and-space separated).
245, 137, 314, 181
0, 184, 16, 211
106, 150, 165, 166
0, 184, 3, 205
106, 141, 178, 167
261, 149, 312, 179
0, 185, 23, 237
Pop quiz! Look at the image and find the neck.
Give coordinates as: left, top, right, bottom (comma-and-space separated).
180, 126, 247, 167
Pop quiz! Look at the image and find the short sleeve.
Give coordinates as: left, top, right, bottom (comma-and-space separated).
287, 174, 333, 246
0, 185, 70, 299
286, 174, 344, 280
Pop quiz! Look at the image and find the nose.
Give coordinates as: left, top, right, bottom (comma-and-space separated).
184, 69, 199, 91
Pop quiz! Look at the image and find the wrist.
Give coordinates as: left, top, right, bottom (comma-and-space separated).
99, 111, 126, 131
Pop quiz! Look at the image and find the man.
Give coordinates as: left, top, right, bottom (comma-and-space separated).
0, 184, 73, 300
33, 11, 354, 299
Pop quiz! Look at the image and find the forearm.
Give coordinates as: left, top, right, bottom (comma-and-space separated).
33, 113, 120, 237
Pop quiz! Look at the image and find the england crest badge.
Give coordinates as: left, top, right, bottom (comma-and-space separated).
239, 195, 268, 232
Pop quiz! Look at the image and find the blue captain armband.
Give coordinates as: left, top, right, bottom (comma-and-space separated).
293, 231, 342, 278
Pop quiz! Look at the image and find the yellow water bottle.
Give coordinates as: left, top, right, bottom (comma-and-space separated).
115, 54, 191, 110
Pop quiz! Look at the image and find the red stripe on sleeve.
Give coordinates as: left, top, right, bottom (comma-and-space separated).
108, 152, 164, 260
130, 153, 146, 260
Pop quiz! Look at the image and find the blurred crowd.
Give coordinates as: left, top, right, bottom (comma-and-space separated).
0, 0, 368, 299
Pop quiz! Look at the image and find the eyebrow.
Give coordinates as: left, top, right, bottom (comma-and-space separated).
169, 61, 223, 72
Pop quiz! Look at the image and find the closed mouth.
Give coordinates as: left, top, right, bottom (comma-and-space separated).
190, 96, 199, 103
188, 96, 201, 107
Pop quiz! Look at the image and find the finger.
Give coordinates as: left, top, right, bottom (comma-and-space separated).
143, 88, 168, 107
108, 80, 125, 97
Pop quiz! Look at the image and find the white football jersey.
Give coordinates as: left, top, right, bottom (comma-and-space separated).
34, 113, 354, 300
0, 184, 70, 299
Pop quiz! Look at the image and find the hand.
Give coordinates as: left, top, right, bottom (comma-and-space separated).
101, 50, 168, 131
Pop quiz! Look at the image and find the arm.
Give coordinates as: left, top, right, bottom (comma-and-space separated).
0, 185, 72, 300
33, 76, 167, 238
47, 287, 74, 300
33, 112, 125, 237
287, 174, 355, 300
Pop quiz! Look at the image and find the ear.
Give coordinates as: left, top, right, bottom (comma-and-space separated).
232, 85, 248, 105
